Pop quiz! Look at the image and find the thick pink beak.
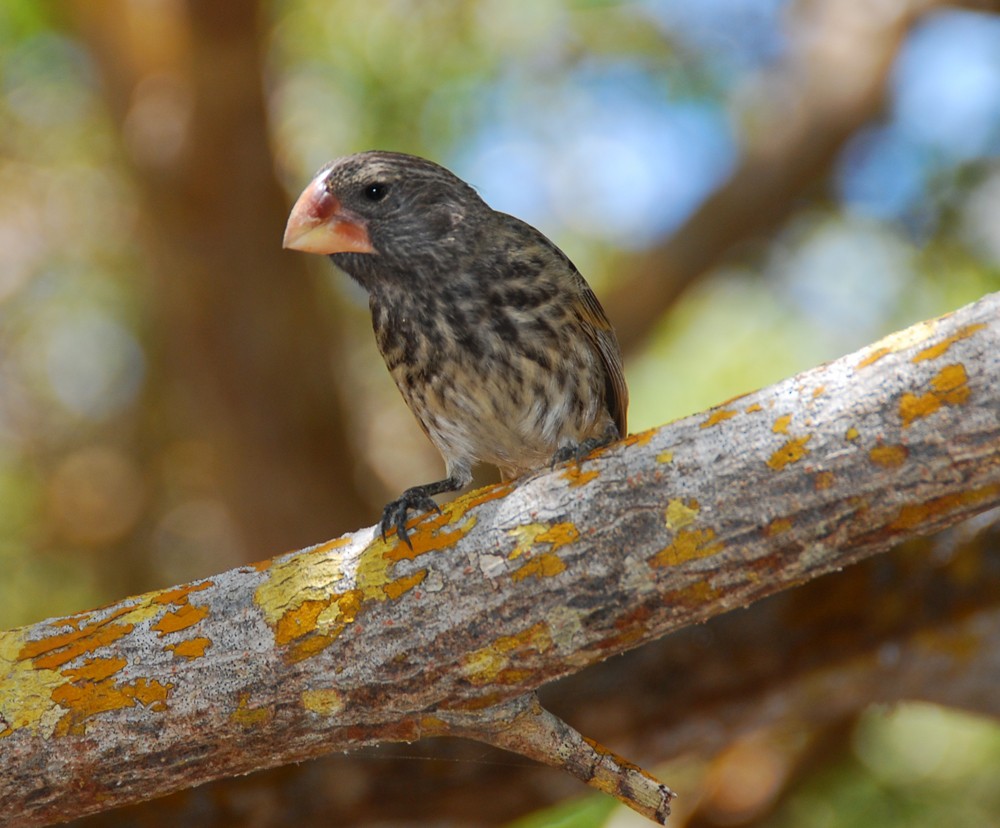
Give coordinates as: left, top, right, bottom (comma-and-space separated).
283, 175, 374, 254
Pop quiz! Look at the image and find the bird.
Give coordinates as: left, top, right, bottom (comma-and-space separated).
283, 151, 627, 547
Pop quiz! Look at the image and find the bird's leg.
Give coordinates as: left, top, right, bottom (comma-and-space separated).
381, 475, 464, 548
550, 423, 621, 469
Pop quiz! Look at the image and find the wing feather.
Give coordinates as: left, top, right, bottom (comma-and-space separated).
575, 278, 628, 437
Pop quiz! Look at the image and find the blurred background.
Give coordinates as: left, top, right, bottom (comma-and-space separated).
2, 0, 1000, 826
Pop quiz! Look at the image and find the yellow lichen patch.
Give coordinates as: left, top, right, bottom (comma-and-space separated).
52, 676, 171, 737
561, 465, 600, 487
61, 657, 126, 683
858, 318, 939, 369
772, 414, 792, 434
656, 449, 674, 464
1, 597, 172, 739
767, 436, 812, 470
845, 427, 860, 442
812, 385, 826, 398
869, 444, 908, 468
912, 323, 985, 363
650, 527, 724, 568
814, 471, 835, 490
664, 499, 699, 531
765, 517, 792, 537
151, 580, 213, 606
258, 532, 435, 662
166, 637, 211, 659
745, 403, 763, 414
301, 688, 344, 716
255, 540, 348, 627
889, 484, 1000, 532
230, 692, 272, 727
899, 363, 970, 428
0, 629, 69, 739
856, 346, 891, 369
460, 622, 553, 686
701, 409, 737, 429
257, 484, 507, 663
511, 552, 566, 582
152, 602, 209, 636
507, 523, 549, 559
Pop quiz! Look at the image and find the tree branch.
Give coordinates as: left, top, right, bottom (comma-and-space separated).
3, 292, 1000, 826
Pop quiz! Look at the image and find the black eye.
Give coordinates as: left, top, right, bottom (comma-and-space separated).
363, 182, 389, 202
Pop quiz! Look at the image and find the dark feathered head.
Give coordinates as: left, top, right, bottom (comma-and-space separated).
283, 151, 488, 287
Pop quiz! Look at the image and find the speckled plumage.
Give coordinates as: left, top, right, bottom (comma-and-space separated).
284, 151, 627, 545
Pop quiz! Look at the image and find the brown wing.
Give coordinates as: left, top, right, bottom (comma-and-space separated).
575, 278, 628, 438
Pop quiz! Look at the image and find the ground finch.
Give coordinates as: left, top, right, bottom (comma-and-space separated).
283, 151, 627, 546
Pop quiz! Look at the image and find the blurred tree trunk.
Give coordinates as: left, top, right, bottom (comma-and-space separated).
63, 0, 370, 562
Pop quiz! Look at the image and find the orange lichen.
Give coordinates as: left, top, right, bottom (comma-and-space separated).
772, 414, 792, 434
511, 552, 566, 582
845, 427, 860, 442
561, 465, 600, 487
812, 385, 826, 398
166, 637, 211, 659
767, 436, 812, 470
701, 409, 738, 429
744, 403, 763, 414
536, 522, 579, 549
20, 605, 139, 669
274, 598, 327, 646
912, 323, 985, 363
622, 429, 656, 448
60, 656, 126, 683
383, 570, 426, 600
152, 581, 213, 606
650, 528, 724, 568
52, 677, 171, 737
899, 364, 970, 428
152, 602, 209, 636
856, 346, 891, 369
869, 444, 908, 468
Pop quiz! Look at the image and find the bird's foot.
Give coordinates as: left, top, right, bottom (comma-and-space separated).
549, 427, 619, 470
380, 475, 467, 548
380, 489, 440, 549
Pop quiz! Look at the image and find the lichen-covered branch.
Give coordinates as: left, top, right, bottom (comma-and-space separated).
2, 292, 1000, 826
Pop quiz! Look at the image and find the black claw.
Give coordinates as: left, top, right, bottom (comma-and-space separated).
379, 480, 454, 548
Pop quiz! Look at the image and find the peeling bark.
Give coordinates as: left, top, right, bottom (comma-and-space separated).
3, 292, 1000, 826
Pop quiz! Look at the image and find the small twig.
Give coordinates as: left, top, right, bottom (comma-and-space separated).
440, 694, 674, 824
